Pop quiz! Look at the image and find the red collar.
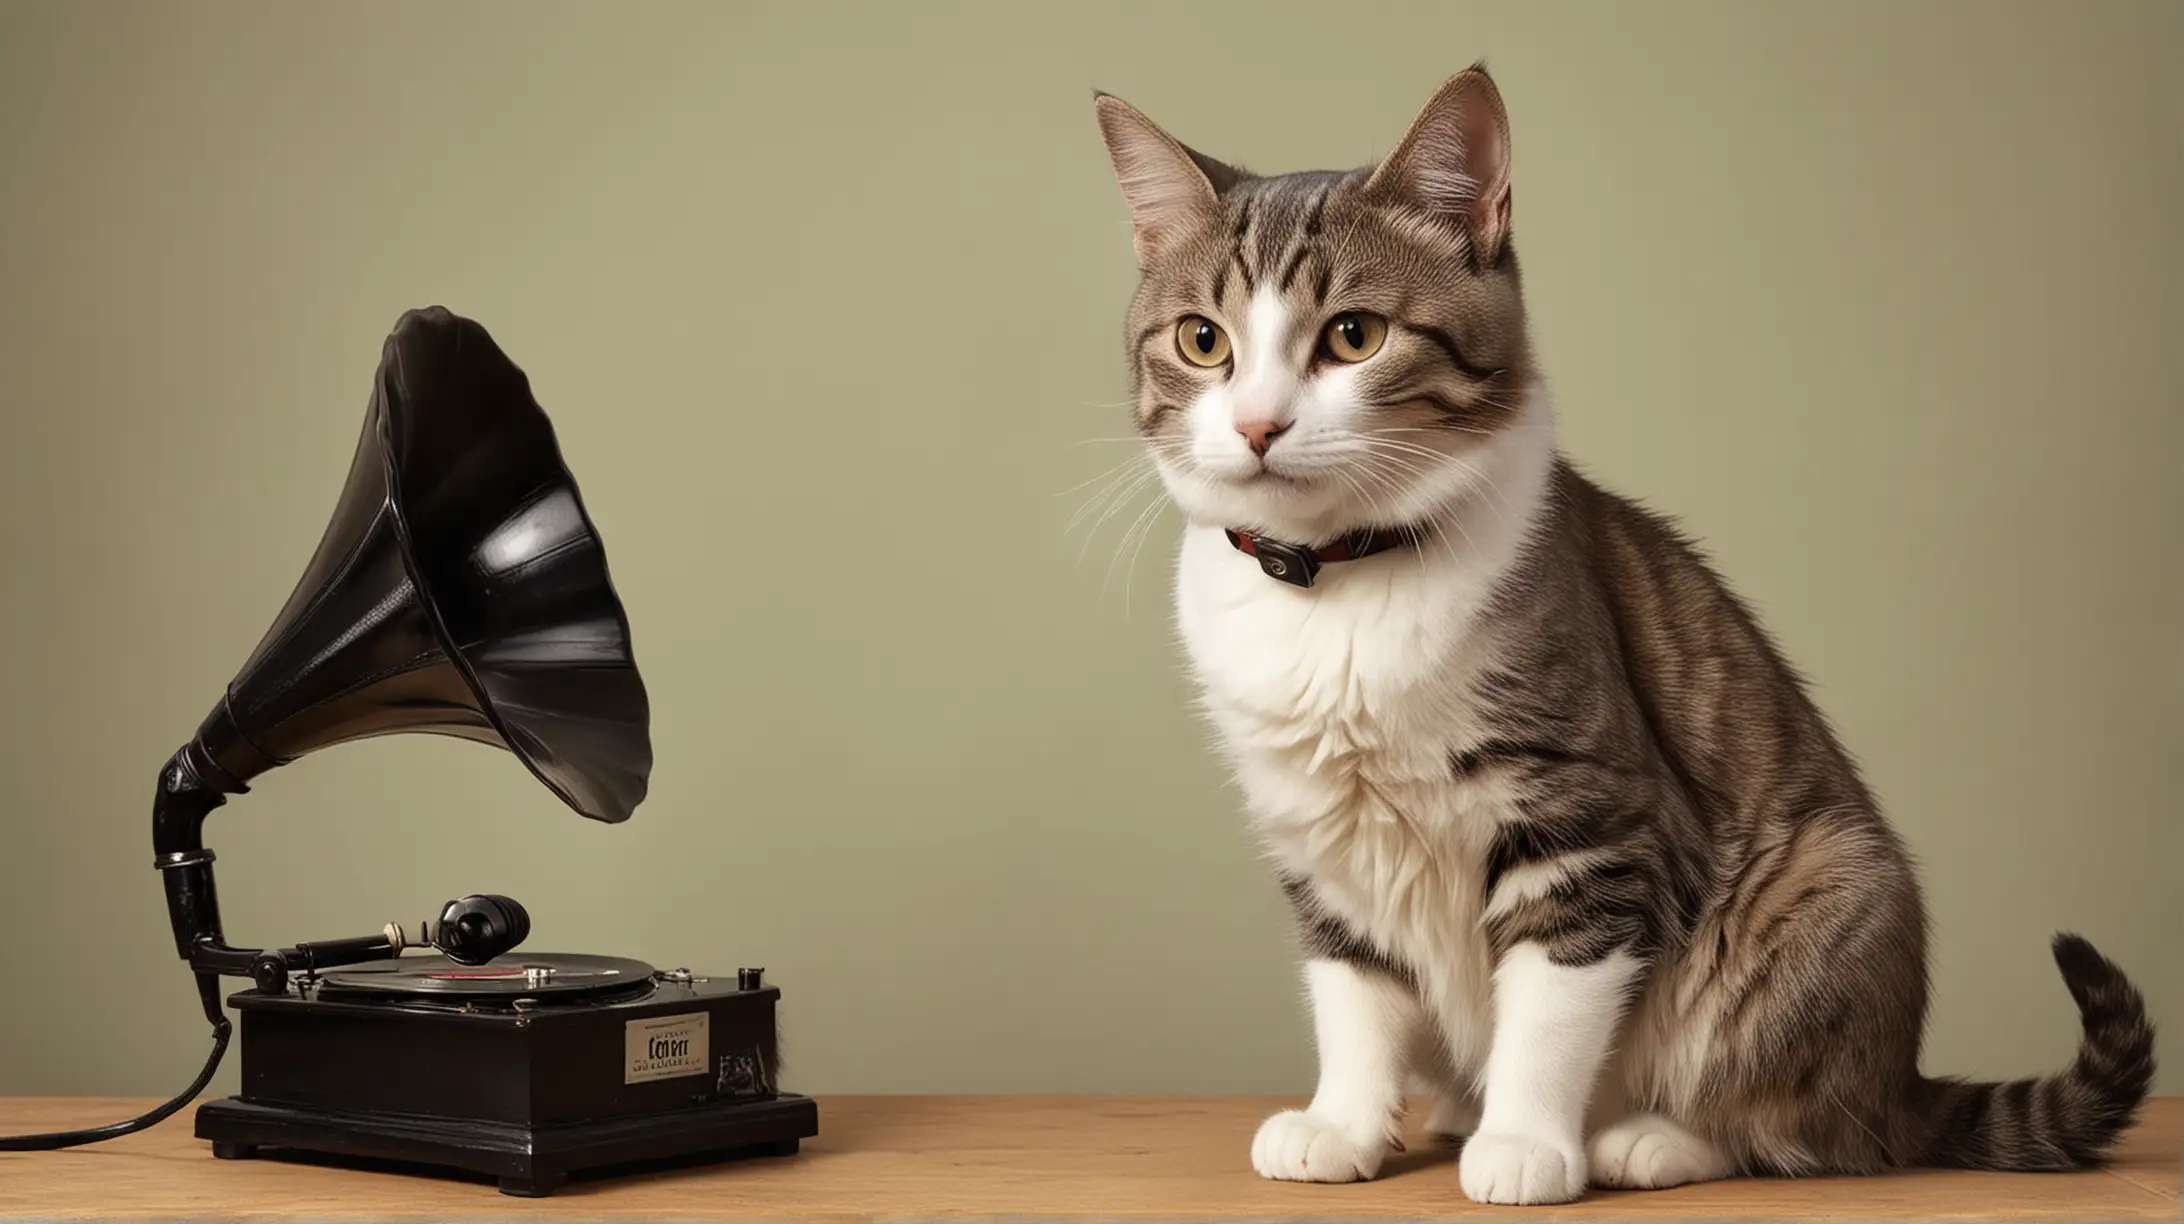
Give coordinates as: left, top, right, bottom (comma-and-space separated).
1223, 526, 1416, 588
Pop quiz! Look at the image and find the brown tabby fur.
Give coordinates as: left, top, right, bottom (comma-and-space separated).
1095, 64, 2154, 1179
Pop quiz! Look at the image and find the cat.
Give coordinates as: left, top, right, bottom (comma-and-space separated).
1090, 65, 2155, 1205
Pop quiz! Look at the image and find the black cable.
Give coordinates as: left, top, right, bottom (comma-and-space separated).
0, 1016, 230, 1151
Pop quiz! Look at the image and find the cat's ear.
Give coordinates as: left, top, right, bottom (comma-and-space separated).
1365, 65, 1513, 262
1093, 92, 1239, 264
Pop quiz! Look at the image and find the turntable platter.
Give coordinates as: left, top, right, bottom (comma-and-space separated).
317, 952, 657, 1001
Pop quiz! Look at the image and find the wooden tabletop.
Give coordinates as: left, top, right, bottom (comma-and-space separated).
0, 1095, 2176, 1220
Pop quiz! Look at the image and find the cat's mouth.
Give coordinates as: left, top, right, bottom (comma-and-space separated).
1213, 464, 1310, 493
1172, 451, 1293, 487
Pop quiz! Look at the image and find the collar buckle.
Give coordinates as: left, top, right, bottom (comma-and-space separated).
1225, 525, 1417, 587
1245, 536, 1319, 588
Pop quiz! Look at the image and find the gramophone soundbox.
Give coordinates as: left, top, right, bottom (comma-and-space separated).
197, 955, 816, 1197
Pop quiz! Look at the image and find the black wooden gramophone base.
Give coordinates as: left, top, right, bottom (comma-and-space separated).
194, 955, 818, 1197
197, 1093, 817, 1197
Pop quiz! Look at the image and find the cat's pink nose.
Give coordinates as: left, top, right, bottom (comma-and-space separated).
1237, 420, 1290, 457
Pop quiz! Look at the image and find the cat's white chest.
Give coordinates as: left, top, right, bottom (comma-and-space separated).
1174, 525, 1517, 1055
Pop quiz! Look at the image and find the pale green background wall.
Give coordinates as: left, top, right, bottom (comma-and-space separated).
1, 0, 2176, 1101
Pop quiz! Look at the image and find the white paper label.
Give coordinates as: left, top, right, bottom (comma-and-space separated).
625, 1012, 709, 1084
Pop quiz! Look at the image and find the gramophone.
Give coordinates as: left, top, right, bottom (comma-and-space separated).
0, 307, 816, 1195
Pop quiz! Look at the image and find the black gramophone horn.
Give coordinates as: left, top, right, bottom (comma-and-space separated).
188, 305, 651, 819
149, 305, 653, 979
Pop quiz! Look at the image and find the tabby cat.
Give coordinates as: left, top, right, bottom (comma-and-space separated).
1091, 65, 2154, 1205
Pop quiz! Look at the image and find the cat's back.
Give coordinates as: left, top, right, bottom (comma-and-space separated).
1550, 460, 1877, 832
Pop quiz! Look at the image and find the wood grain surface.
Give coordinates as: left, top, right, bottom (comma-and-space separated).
0, 1095, 2176, 1220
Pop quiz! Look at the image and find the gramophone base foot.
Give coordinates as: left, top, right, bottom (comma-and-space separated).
496, 1173, 563, 1198
192, 1093, 817, 1197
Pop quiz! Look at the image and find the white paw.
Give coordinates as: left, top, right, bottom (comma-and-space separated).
1250, 1109, 1390, 1183
1588, 1113, 1735, 1190
1424, 1094, 1480, 1144
1458, 1128, 1587, 1205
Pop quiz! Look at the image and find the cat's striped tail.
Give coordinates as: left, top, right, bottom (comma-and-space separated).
1914, 933, 2155, 1171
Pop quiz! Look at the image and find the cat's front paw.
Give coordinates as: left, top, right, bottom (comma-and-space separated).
1588, 1113, 1734, 1190
1458, 1128, 1587, 1205
1250, 1109, 1389, 1183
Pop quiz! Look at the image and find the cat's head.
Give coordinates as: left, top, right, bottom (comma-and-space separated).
1095, 67, 1539, 545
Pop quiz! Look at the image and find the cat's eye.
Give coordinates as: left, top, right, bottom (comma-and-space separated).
1321, 312, 1388, 363
1176, 316, 1231, 367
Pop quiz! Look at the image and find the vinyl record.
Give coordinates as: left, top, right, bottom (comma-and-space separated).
317, 952, 657, 1002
